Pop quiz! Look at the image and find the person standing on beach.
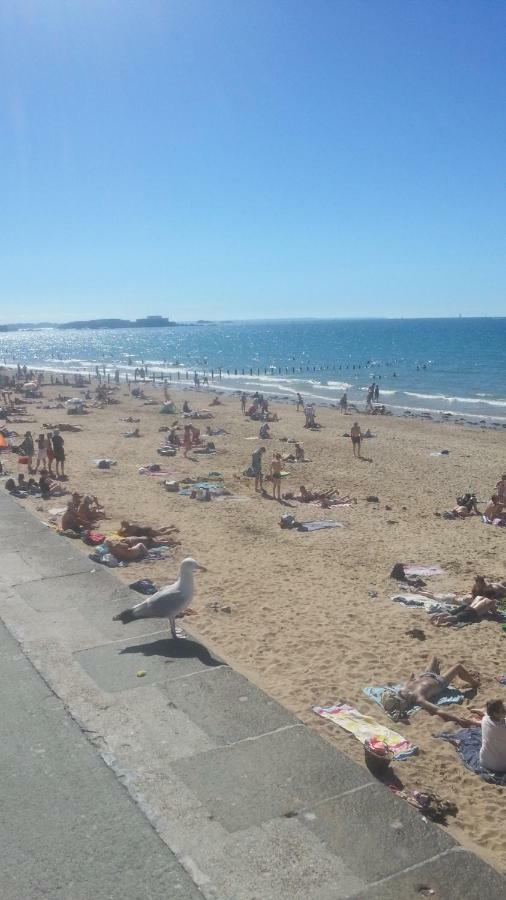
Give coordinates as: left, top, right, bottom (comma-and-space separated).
241, 392, 247, 414
52, 430, 66, 478
296, 392, 303, 411
34, 433, 48, 473
183, 425, 193, 458
46, 432, 55, 475
251, 446, 266, 493
270, 452, 283, 500
351, 422, 362, 458
339, 392, 348, 414
374, 383, 380, 402
20, 431, 34, 470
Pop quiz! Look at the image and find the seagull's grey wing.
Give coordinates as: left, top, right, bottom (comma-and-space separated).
132, 587, 187, 619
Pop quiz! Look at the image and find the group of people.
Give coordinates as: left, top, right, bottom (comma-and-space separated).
18, 430, 66, 477
61, 493, 105, 533
393, 658, 506, 773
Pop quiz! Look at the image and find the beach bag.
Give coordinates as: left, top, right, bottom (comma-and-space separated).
18, 456, 29, 465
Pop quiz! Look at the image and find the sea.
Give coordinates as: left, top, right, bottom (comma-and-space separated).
2, 318, 506, 424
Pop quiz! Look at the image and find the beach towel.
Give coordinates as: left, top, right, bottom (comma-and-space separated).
482, 515, 506, 527
313, 702, 417, 760
403, 565, 443, 577
178, 482, 225, 496
391, 594, 454, 614
363, 683, 464, 718
438, 727, 506, 786
297, 520, 344, 532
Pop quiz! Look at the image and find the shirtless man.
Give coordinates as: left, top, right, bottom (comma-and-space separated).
119, 520, 179, 539
496, 475, 506, 504
350, 422, 361, 458
270, 453, 283, 500
430, 595, 499, 627
484, 495, 505, 522
61, 499, 84, 533
104, 538, 149, 562
397, 657, 479, 726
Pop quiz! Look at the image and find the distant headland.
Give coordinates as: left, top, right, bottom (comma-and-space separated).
0, 316, 215, 332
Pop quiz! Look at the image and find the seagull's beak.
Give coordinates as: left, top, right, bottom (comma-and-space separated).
196, 564, 207, 572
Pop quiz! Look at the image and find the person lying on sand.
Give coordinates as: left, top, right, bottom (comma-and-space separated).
283, 485, 340, 503
430, 595, 499, 627
104, 538, 149, 562
123, 427, 140, 437
394, 656, 479, 726
471, 574, 506, 599
119, 520, 179, 540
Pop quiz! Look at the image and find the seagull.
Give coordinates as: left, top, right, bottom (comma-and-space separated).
113, 557, 206, 639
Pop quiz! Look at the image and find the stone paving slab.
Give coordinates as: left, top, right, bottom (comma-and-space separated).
162, 664, 297, 744
0, 622, 203, 900
171, 725, 372, 832
348, 848, 506, 899
74, 632, 224, 692
1, 491, 505, 900
299, 782, 454, 883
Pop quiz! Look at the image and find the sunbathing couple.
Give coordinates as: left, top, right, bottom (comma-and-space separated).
428, 575, 505, 627
103, 521, 180, 561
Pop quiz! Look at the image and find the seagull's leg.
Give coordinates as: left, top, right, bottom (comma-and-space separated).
170, 618, 178, 640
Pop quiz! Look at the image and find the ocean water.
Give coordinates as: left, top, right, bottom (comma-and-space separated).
1, 318, 506, 421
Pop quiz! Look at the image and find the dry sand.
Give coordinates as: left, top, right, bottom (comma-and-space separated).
8, 381, 506, 871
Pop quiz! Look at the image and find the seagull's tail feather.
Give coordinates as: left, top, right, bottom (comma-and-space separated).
113, 607, 137, 624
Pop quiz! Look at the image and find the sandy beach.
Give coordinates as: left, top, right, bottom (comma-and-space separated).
5, 380, 506, 872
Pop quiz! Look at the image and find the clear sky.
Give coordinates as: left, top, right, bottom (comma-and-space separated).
1, 0, 505, 322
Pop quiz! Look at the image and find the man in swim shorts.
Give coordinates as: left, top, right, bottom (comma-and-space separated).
430, 595, 498, 627
270, 452, 283, 500
251, 446, 266, 493
396, 656, 479, 726
350, 422, 361, 458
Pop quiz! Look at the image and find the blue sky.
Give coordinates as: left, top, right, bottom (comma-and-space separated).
1, 0, 505, 322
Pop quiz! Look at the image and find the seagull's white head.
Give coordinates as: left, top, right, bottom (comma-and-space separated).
180, 557, 207, 574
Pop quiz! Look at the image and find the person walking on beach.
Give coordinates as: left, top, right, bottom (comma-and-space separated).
374, 383, 380, 402
339, 392, 348, 414
251, 446, 266, 493
241, 392, 247, 414
296, 392, 303, 411
270, 452, 283, 500
351, 421, 362, 458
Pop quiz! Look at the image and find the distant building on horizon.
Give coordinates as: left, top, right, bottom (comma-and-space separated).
135, 315, 172, 327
